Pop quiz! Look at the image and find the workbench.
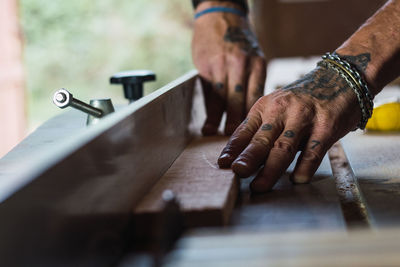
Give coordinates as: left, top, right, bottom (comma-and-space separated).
1, 70, 400, 266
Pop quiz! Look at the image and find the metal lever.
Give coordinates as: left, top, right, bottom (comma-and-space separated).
110, 70, 156, 103
53, 88, 115, 125
53, 88, 103, 118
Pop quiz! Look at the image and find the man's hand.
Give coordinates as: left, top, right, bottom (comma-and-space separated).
217, 65, 362, 193
192, 1, 266, 135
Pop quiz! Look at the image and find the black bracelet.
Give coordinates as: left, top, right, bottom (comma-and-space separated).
192, 0, 248, 12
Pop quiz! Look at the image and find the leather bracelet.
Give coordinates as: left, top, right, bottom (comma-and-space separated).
192, 0, 248, 12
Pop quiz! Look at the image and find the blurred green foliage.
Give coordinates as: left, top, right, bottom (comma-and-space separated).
20, 0, 194, 129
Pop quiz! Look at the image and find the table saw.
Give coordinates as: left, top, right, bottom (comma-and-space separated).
1, 70, 400, 266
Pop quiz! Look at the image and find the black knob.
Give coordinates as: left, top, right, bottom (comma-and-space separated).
110, 70, 156, 103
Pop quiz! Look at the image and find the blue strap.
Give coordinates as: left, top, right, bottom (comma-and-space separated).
194, 7, 246, 19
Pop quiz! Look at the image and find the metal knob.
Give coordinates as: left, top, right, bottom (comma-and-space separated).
110, 70, 156, 103
86, 99, 115, 125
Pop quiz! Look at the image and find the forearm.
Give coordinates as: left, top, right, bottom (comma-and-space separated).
336, 0, 400, 96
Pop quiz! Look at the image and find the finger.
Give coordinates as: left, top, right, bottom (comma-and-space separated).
218, 114, 261, 168
201, 79, 225, 135
224, 55, 247, 135
290, 135, 332, 184
231, 121, 281, 178
200, 67, 227, 136
246, 57, 266, 112
250, 125, 305, 193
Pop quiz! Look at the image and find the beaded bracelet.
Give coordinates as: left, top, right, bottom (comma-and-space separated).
319, 52, 374, 130
317, 60, 369, 129
325, 52, 374, 104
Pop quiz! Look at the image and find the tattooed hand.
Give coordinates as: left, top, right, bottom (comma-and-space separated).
192, 1, 266, 135
218, 62, 365, 193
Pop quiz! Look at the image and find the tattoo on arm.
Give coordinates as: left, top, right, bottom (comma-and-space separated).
311, 140, 321, 149
336, 52, 371, 72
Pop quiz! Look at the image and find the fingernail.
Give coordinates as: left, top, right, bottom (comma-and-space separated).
219, 153, 230, 160
218, 153, 232, 168
291, 174, 310, 184
232, 159, 251, 178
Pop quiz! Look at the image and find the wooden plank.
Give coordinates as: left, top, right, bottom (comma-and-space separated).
230, 153, 346, 230
134, 140, 345, 231
341, 131, 400, 228
164, 228, 400, 266
0, 109, 86, 170
134, 136, 239, 227
0, 0, 26, 157
0, 71, 199, 266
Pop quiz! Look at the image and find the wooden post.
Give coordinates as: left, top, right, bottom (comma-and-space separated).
0, 0, 26, 157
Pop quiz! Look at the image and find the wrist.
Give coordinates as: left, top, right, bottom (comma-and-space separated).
193, 1, 250, 26
318, 52, 373, 129
335, 46, 381, 97
194, 1, 248, 13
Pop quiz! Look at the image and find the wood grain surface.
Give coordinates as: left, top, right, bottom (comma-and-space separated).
134, 144, 346, 231
165, 227, 400, 267
135, 136, 239, 227
163, 130, 400, 266
230, 152, 346, 231
132, 136, 354, 232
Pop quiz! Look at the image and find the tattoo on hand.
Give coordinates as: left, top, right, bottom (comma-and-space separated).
261, 123, 272, 131
235, 84, 243, 92
242, 118, 249, 124
283, 52, 371, 101
283, 67, 349, 101
336, 52, 371, 72
223, 26, 259, 54
283, 130, 295, 138
215, 82, 224, 90
311, 140, 321, 149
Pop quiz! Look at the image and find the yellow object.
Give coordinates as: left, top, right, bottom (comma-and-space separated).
366, 98, 400, 131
